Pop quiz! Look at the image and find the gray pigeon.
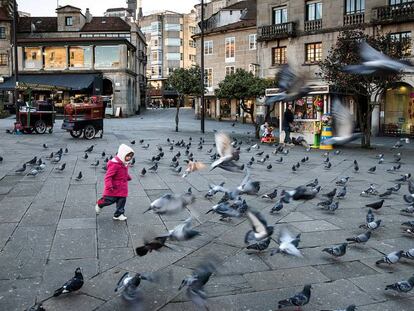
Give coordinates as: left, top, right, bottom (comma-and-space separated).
376, 250, 404, 265
237, 170, 260, 195
261, 189, 278, 200
206, 202, 241, 220
385, 275, 414, 293
245, 210, 274, 245
321, 305, 356, 311
271, 228, 302, 257
278, 284, 312, 309
159, 217, 200, 241
346, 231, 371, 244
402, 248, 414, 260
336, 187, 347, 199
322, 243, 347, 257
270, 199, 284, 214
336, 177, 349, 186
360, 219, 382, 230
114, 272, 152, 301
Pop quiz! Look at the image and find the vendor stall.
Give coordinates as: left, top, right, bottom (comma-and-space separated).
265, 85, 331, 146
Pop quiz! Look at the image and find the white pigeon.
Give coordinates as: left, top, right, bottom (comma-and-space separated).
272, 228, 303, 257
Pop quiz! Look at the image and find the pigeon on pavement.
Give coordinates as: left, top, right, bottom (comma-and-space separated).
245, 209, 274, 245
365, 199, 385, 210
278, 284, 312, 309
114, 272, 152, 301
346, 231, 371, 244
376, 250, 404, 265
53, 267, 84, 296
385, 275, 414, 293
322, 243, 347, 258
159, 218, 200, 241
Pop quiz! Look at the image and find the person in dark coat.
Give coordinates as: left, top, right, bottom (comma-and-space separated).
282, 103, 295, 144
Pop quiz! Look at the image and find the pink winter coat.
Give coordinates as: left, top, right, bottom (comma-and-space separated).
103, 144, 134, 197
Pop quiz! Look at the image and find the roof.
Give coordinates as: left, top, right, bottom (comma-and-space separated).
0, 73, 101, 91
207, 19, 256, 35
0, 7, 11, 21
81, 17, 131, 32
17, 16, 131, 33
106, 7, 133, 13
223, 0, 255, 11
18, 17, 58, 32
17, 37, 136, 50
56, 5, 82, 12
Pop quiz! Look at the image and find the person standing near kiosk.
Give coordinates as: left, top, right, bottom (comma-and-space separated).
283, 103, 295, 145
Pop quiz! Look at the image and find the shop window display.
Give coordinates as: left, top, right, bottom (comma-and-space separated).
293, 96, 322, 120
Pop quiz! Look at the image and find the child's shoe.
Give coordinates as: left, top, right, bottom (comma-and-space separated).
113, 214, 127, 221
95, 203, 102, 214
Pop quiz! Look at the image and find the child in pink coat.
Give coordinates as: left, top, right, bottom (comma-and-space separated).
96, 144, 134, 221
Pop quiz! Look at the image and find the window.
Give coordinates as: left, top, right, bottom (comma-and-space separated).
345, 0, 365, 14
151, 38, 159, 46
151, 65, 162, 76
272, 7, 288, 24
189, 54, 196, 62
151, 22, 161, 33
189, 26, 196, 34
165, 38, 181, 46
95, 46, 120, 68
305, 42, 322, 63
390, 0, 411, 5
225, 37, 235, 62
189, 40, 196, 48
249, 64, 258, 76
225, 66, 235, 76
272, 47, 287, 65
166, 53, 181, 60
69, 46, 92, 68
204, 41, 213, 55
0, 53, 7, 66
249, 34, 257, 50
151, 51, 159, 61
167, 67, 176, 75
65, 16, 73, 26
165, 24, 181, 31
390, 31, 412, 56
306, 1, 323, 21
23, 47, 42, 69
44, 47, 67, 69
204, 68, 213, 88
180, 53, 183, 61
0, 27, 5, 39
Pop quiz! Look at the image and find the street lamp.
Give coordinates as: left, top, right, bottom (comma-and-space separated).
200, 0, 205, 133
12, 0, 19, 121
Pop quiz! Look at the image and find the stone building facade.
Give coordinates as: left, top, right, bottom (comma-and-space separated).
257, 0, 414, 136
139, 10, 197, 105
0, 3, 12, 81
0, 4, 147, 116
193, 0, 258, 121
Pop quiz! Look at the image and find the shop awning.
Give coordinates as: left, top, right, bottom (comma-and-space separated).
0, 74, 100, 91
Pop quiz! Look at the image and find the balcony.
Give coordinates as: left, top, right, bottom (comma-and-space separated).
304, 19, 322, 32
372, 2, 414, 24
343, 12, 365, 26
258, 22, 296, 41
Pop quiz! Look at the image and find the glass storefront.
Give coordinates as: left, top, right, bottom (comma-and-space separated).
383, 84, 414, 135
23, 47, 42, 69
44, 47, 67, 69
293, 95, 322, 120
95, 46, 120, 69
69, 46, 92, 69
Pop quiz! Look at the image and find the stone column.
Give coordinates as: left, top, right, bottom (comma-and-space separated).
231, 99, 237, 121
216, 98, 221, 119
65, 46, 69, 70
371, 102, 380, 136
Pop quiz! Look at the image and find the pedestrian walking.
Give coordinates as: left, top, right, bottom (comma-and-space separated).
95, 144, 134, 221
283, 103, 295, 145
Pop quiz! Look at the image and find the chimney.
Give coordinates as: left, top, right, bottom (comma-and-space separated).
138, 0, 143, 19
85, 8, 92, 23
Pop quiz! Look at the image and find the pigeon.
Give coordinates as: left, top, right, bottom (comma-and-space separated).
26, 156, 37, 165
261, 189, 278, 200
342, 41, 414, 75
114, 272, 151, 301
292, 165, 297, 172
0, 155, 3, 162
376, 250, 404, 265
336, 177, 349, 186
385, 276, 414, 293
359, 219, 382, 230
140, 168, 146, 176
387, 183, 401, 192
182, 161, 206, 178
321, 201, 339, 212
64, 148, 68, 154
278, 284, 312, 309
270, 199, 284, 214
27, 169, 39, 177
353, 160, 359, 172
368, 166, 376, 173
130, 140, 136, 145
130, 157, 136, 167
320, 98, 362, 145
83, 153, 88, 160
174, 166, 182, 174
265, 64, 311, 105
206, 202, 241, 220
271, 228, 302, 257
211, 132, 243, 172
15, 163, 27, 173
85, 145, 94, 153
366, 209, 376, 222
360, 184, 378, 196
317, 197, 333, 207
256, 151, 264, 156
205, 182, 227, 198
51, 155, 61, 163
145, 193, 189, 215
159, 218, 200, 241
246, 237, 271, 252
322, 243, 348, 257
323, 188, 337, 199
25, 302, 46, 311
245, 210, 274, 245
365, 199, 384, 210
402, 221, 414, 229
179, 261, 216, 308
135, 236, 171, 256
403, 228, 414, 236
387, 164, 401, 172
402, 248, 414, 260
101, 151, 106, 158
139, 139, 144, 144
55, 163, 66, 172
142, 144, 149, 149
379, 189, 393, 198
306, 178, 318, 187
336, 187, 347, 199
401, 205, 414, 214
148, 163, 158, 172
53, 267, 84, 296
324, 157, 330, 163
378, 157, 384, 164
75, 171, 83, 181
346, 231, 371, 244
282, 185, 320, 202
237, 170, 260, 195
91, 160, 99, 167
46, 152, 54, 159
396, 173, 411, 182
43, 143, 48, 149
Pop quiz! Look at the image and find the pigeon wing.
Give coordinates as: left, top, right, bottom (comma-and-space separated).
215, 132, 233, 158
246, 210, 267, 234
331, 98, 354, 138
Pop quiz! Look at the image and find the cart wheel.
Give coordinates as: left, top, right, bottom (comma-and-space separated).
34, 120, 47, 134
70, 130, 83, 138
84, 125, 96, 140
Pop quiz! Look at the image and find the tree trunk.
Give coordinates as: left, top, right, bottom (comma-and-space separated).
175, 97, 181, 132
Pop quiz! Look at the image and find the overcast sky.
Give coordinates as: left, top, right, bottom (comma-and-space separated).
18, 0, 200, 16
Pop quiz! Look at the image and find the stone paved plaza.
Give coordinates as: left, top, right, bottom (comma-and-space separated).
0, 108, 413, 311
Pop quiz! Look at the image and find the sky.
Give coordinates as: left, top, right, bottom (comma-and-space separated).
18, 0, 200, 16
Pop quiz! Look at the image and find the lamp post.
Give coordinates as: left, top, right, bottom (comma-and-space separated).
200, 0, 205, 133
12, 0, 19, 122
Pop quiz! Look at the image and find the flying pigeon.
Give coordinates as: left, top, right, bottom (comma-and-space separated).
135, 236, 171, 256
245, 210, 274, 245
53, 267, 84, 296
211, 132, 243, 172
271, 228, 302, 257
114, 272, 152, 301
278, 284, 312, 309
158, 217, 200, 241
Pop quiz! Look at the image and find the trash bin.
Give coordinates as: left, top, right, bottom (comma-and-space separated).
320, 126, 333, 150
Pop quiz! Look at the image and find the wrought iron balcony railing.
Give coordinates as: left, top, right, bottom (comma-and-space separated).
372, 2, 414, 23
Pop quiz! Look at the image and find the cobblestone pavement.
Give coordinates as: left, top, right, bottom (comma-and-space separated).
0, 108, 413, 311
